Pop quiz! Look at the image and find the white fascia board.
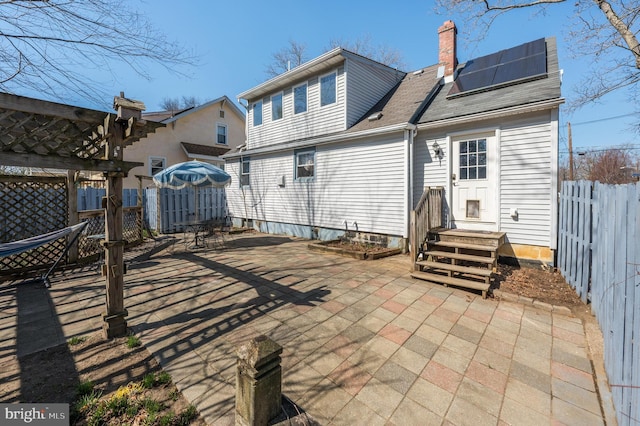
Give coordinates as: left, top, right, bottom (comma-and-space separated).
224, 123, 416, 159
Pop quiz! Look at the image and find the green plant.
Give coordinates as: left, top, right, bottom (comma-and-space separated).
158, 412, 176, 426
76, 380, 95, 397
142, 373, 156, 389
177, 405, 198, 426
156, 371, 171, 385
74, 390, 102, 414
142, 397, 163, 414
168, 389, 179, 401
105, 395, 129, 416
126, 335, 141, 348
68, 336, 87, 346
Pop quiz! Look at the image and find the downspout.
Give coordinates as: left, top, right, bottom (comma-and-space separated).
404, 125, 416, 252
237, 98, 250, 227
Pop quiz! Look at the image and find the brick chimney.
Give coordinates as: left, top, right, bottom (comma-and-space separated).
438, 20, 457, 82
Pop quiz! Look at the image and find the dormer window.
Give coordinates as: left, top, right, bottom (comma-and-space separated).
253, 100, 263, 126
320, 71, 336, 106
294, 83, 307, 114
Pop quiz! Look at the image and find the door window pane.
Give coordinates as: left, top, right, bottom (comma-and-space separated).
459, 138, 488, 180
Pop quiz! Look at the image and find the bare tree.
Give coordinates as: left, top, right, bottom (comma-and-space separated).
326, 34, 407, 70
435, 0, 640, 114
0, 0, 196, 107
567, 147, 639, 183
159, 96, 200, 113
265, 40, 309, 78
265, 36, 406, 78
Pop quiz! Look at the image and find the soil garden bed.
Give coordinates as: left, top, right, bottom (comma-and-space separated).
307, 239, 402, 260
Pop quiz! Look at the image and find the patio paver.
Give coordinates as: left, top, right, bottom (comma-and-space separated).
0, 232, 612, 425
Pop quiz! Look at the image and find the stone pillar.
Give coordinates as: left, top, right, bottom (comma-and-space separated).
235, 335, 282, 426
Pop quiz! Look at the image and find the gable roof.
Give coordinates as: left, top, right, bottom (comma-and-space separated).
238, 47, 403, 102
143, 95, 245, 124
417, 37, 562, 125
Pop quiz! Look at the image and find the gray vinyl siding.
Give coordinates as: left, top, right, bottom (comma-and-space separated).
345, 58, 404, 128
226, 133, 407, 236
413, 135, 448, 209
247, 67, 346, 150
499, 114, 554, 246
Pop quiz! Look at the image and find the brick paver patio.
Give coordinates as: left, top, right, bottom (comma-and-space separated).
0, 232, 610, 425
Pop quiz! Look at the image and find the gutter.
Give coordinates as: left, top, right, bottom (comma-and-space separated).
223, 122, 415, 159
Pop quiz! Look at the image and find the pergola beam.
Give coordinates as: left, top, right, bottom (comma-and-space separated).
1, 151, 143, 173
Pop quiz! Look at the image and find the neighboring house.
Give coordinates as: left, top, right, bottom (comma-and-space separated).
123, 95, 245, 189
224, 21, 563, 264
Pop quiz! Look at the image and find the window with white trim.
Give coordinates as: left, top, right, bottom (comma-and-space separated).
217, 124, 227, 144
240, 157, 250, 187
253, 101, 262, 126
294, 83, 307, 114
271, 92, 283, 121
295, 148, 315, 180
459, 138, 487, 180
149, 156, 166, 177
320, 71, 336, 106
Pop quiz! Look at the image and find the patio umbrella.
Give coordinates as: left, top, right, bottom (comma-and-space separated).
153, 160, 231, 222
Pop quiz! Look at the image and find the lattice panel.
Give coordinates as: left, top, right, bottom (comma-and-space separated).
78, 215, 105, 259
123, 209, 142, 244
77, 208, 143, 259
0, 176, 68, 274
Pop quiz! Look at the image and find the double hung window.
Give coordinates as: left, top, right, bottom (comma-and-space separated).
295, 148, 315, 181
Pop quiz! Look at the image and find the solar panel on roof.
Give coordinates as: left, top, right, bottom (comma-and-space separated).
448, 38, 547, 97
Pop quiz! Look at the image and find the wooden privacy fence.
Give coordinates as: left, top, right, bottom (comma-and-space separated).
410, 186, 444, 266
558, 180, 640, 426
153, 187, 228, 234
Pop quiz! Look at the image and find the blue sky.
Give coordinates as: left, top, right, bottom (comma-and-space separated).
64, 0, 640, 157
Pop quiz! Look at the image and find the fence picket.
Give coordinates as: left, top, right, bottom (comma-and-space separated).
558, 181, 639, 425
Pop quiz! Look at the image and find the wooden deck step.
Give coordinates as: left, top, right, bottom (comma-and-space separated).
416, 260, 492, 277
410, 271, 490, 298
424, 250, 495, 265
427, 240, 498, 254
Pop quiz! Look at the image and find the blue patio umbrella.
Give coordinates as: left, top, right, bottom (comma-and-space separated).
153, 160, 231, 190
153, 160, 231, 222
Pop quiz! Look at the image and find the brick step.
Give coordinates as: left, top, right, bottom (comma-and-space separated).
410, 271, 490, 299
422, 250, 495, 265
426, 240, 498, 255
415, 260, 492, 277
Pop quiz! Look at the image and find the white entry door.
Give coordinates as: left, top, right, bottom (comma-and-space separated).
451, 134, 498, 231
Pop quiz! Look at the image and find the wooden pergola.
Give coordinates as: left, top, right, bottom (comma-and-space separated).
0, 92, 163, 338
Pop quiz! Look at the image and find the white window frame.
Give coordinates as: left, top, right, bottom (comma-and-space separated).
253, 100, 263, 126
240, 157, 250, 187
271, 92, 283, 121
295, 148, 315, 181
293, 83, 308, 115
216, 123, 228, 145
149, 156, 166, 177
320, 71, 337, 107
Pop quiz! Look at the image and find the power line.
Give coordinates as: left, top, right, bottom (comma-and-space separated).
564, 112, 637, 127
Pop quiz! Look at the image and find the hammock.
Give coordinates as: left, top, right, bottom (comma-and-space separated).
0, 222, 88, 258
0, 222, 89, 287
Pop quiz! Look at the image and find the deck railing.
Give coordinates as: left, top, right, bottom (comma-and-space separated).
409, 186, 444, 270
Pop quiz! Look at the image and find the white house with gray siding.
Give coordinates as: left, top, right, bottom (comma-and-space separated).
225, 20, 563, 263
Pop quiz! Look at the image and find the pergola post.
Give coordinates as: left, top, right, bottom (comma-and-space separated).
102, 115, 128, 338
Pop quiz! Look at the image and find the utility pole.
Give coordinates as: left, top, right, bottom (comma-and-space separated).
567, 122, 574, 180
